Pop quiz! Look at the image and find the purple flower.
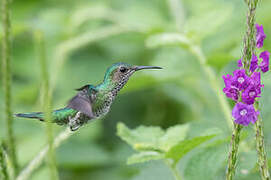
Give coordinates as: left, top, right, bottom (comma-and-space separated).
223, 74, 233, 87
237, 59, 242, 68
232, 69, 249, 90
259, 51, 270, 73
222, 74, 239, 101
249, 54, 258, 72
232, 102, 259, 126
242, 85, 261, 105
256, 24, 266, 48
223, 87, 239, 101
242, 72, 263, 105
250, 71, 263, 88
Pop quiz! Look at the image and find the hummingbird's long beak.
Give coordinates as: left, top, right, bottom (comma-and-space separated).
134, 66, 162, 71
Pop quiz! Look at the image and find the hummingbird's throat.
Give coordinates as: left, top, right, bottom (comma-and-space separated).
92, 70, 134, 119
111, 70, 134, 96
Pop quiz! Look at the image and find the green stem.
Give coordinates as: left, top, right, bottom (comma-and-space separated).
167, 0, 233, 131
1, 0, 18, 174
241, 0, 270, 179
0, 143, 9, 180
35, 31, 59, 180
189, 45, 233, 130
255, 115, 270, 180
167, 0, 185, 31
16, 128, 73, 180
226, 0, 259, 179
242, 0, 258, 72
226, 124, 242, 180
164, 159, 182, 180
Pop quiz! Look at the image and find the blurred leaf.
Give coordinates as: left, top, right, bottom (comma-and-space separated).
116, 3, 169, 32
145, 33, 192, 49
117, 122, 164, 152
122, 75, 161, 93
207, 53, 235, 71
57, 141, 110, 169
166, 134, 216, 165
117, 123, 190, 152
132, 161, 175, 180
118, 123, 218, 166
14, 84, 39, 105
127, 151, 164, 165
159, 124, 189, 151
125, 123, 194, 165
184, 7, 232, 40
184, 141, 227, 180
70, 4, 115, 29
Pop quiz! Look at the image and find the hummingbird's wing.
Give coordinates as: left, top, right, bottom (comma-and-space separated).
75, 84, 90, 91
67, 85, 94, 118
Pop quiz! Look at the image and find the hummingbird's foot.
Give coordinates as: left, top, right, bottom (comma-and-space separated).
68, 112, 81, 131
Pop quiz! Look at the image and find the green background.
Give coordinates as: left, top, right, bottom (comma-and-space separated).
1, 0, 271, 179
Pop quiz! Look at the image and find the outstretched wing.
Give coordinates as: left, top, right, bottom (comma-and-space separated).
67, 85, 94, 118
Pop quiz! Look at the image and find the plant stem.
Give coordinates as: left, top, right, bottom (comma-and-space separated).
16, 128, 72, 180
164, 159, 182, 180
35, 31, 59, 180
226, 0, 260, 179
226, 124, 242, 180
242, 0, 258, 72
189, 45, 233, 130
255, 114, 270, 180
0, 143, 9, 180
167, 0, 185, 31
242, 0, 270, 179
1, 0, 18, 174
166, 0, 233, 131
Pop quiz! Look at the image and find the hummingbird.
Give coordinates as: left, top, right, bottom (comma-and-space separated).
15, 62, 162, 131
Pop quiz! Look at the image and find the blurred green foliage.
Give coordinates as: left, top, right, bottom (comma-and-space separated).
1, 0, 271, 179
117, 122, 216, 169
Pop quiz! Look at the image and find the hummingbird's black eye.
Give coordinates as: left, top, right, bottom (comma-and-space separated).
120, 67, 127, 73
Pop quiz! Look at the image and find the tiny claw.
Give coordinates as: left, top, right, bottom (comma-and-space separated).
70, 125, 80, 131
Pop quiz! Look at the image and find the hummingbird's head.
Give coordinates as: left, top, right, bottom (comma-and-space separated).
103, 62, 162, 90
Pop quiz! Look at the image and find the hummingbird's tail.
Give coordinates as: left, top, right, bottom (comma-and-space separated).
14, 108, 78, 125
14, 112, 44, 121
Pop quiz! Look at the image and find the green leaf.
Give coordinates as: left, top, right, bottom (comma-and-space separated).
127, 151, 164, 165
145, 33, 192, 49
117, 123, 190, 152
184, 141, 227, 180
117, 122, 165, 151
132, 162, 175, 180
158, 124, 189, 151
117, 123, 216, 166
117, 123, 192, 165
166, 135, 216, 165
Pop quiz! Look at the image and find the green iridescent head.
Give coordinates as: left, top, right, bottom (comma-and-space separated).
103, 62, 162, 87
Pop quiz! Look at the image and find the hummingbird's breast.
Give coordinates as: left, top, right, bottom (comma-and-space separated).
92, 75, 130, 118
92, 91, 115, 118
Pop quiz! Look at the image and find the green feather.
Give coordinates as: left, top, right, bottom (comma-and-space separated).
15, 108, 78, 125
